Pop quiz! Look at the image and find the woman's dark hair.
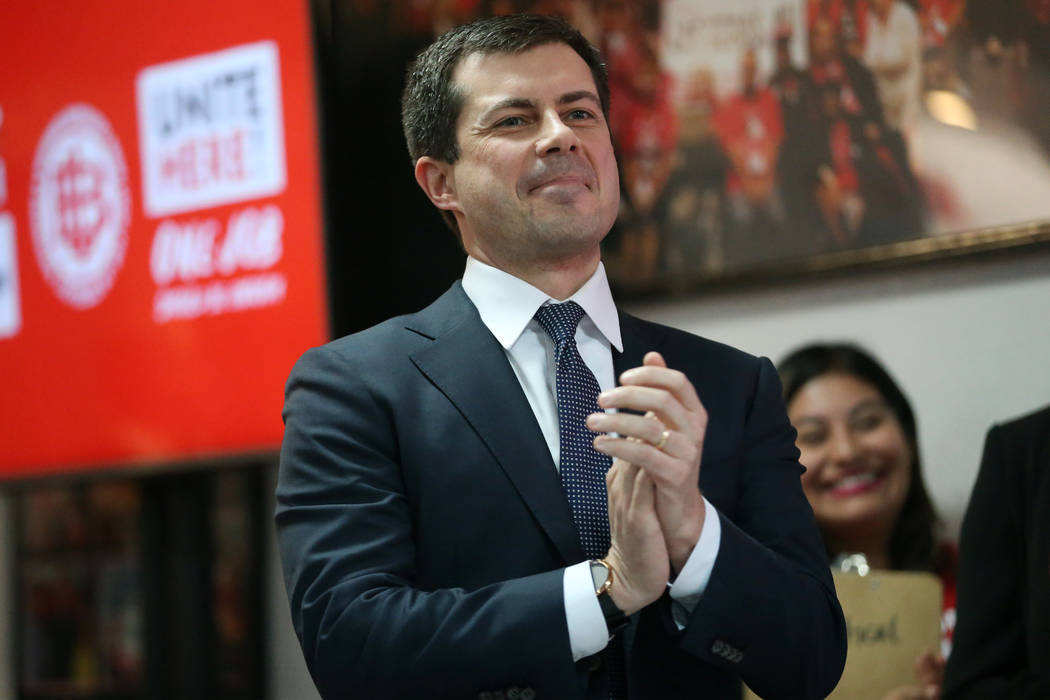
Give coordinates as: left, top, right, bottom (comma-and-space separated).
778, 343, 943, 573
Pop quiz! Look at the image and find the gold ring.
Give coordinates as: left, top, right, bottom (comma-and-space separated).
655, 429, 671, 451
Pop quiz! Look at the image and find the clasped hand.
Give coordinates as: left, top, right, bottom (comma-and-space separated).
585, 351, 708, 615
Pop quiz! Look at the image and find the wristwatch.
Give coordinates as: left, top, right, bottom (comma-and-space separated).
589, 559, 629, 634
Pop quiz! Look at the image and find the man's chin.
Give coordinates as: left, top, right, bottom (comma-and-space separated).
529, 213, 605, 239
529, 199, 606, 227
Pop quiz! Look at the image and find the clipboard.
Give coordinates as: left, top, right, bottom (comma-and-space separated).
743, 569, 943, 700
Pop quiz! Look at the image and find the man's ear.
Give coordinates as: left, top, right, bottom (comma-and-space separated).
414, 157, 460, 214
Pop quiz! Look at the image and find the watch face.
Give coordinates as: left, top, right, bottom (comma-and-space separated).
590, 561, 608, 590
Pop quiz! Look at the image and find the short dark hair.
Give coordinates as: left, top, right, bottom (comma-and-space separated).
777, 343, 943, 573
402, 14, 609, 165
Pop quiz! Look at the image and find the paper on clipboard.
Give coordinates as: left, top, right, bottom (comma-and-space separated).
743, 569, 942, 700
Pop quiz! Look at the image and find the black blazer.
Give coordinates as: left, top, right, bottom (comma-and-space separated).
943, 405, 1050, 699
275, 282, 846, 700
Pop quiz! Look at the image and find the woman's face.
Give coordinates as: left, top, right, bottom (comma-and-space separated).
787, 372, 913, 542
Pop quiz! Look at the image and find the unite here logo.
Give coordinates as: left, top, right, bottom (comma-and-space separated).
29, 104, 131, 309
136, 41, 287, 218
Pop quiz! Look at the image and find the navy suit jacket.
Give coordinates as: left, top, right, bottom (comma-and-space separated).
276, 282, 846, 699
943, 405, 1050, 699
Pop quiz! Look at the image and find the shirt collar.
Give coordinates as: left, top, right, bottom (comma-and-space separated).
462, 256, 623, 352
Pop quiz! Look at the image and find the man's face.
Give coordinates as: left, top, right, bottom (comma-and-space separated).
811, 19, 836, 63
441, 43, 620, 268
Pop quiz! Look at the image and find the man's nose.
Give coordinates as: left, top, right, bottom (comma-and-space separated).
535, 111, 580, 156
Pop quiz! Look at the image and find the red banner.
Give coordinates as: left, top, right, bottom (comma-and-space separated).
0, 1, 328, 477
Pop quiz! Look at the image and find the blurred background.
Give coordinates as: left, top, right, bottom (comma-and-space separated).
1, 0, 1048, 698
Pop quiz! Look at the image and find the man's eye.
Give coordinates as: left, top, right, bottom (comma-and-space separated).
495, 116, 527, 127
567, 108, 594, 120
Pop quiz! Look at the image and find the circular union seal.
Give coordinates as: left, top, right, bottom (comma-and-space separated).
30, 103, 130, 309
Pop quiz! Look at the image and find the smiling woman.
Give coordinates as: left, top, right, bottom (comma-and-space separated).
786, 368, 915, 567
778, 345, 942, 570
778, 343, 957, 699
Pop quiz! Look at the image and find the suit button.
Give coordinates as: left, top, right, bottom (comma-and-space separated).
587, 654, 603, 672
712, 639, 745, 663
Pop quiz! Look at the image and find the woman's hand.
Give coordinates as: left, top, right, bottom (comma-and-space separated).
882, 649, 945, 700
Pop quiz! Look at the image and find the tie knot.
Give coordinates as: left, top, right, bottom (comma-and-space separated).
534, 300, 586, 349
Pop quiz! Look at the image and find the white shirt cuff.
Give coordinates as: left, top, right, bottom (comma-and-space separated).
565, 498, 722, 651
668, 496, 721, 629
564, 560, 608, 661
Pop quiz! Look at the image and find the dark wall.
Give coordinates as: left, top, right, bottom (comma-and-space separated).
313, 2, 465, 339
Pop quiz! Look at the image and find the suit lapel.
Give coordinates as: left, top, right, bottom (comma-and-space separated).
407, 284, 585, 565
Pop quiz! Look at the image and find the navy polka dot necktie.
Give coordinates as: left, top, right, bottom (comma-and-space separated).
534, 301, 612, 559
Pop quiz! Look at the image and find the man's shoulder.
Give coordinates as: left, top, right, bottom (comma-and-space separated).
620, 311, 763, 375
983, 404, 1050, 493
321, 314, 418, 361
302, 282, 473, 366
998, 403, 1050, 432
992, 403, 1050, 452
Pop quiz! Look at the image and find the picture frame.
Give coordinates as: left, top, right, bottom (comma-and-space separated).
324, 0, 1050, 296
597, 0, 1050, 294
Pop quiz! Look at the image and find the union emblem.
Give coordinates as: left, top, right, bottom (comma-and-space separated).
30, 104, 130, 309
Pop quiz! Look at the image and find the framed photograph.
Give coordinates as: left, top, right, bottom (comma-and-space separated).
347, 0, 1050, 293
600, 0, 1050, 292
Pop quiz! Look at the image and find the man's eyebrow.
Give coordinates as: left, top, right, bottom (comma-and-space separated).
557, 90, 601, 107
478, 90, 601, 122
479, 97, 536, 121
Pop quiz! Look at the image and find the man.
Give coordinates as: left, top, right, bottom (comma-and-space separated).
768, 27, 828, 252
712, 48, 787, 265
276, 15, 845, 700
943, 404, 1050, 698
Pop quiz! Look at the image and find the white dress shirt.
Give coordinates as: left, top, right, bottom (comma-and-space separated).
461, 256, 722, 661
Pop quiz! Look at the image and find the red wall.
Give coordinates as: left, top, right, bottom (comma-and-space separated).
0, 0, 328, 477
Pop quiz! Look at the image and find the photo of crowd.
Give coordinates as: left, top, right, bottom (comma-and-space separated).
351, 0, 1050, 287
